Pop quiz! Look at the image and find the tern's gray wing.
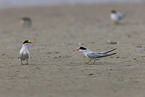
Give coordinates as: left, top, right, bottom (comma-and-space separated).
98, 48, 116, 54
117, 13, 125, 20
87, 52, 116, 58
87, 52, 99, 58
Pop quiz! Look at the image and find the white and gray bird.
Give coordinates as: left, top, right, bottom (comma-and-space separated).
110, 10, 125, 24
74, 47, 116, 64
20, 17, 32, 28
19, 40, 34, 65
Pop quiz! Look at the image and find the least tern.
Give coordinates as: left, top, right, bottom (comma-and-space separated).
74, 47, 116, 64
20, 17, 32, 28
110, 10, 125, 24
19, 40, 34, 65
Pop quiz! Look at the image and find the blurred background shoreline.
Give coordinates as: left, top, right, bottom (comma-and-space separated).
0, 0, 145, 9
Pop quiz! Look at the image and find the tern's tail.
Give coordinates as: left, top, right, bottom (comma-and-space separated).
98, 53, 116, 58
98, 48, 116, 54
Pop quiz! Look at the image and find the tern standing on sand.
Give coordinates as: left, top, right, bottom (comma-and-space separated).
110, 10, 125, 24
74, 47, 116, 64
19, 40, 34, 65
20, 17, 32, 28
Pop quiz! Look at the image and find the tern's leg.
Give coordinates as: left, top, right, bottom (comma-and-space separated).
92, 60, 96, 65
26, 60, 29, 65
21, 60, 23, 65
86, 60, 91, 64
92, 58, 100, 64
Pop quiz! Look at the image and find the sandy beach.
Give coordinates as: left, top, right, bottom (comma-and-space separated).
0, 3, 145, 97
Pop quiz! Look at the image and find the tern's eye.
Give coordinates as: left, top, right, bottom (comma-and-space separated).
79, 47, 87, 50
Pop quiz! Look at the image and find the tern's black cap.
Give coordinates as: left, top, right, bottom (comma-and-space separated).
79, 47, 87, 50
21, 17, 31, 21
111, 10, 117, 13
23, 40, 30, 44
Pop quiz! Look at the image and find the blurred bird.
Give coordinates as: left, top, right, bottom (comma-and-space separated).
19, 40, 34, 65
20, 17, 32, 28
74, 47, 116, 64
110, 10, 125, 24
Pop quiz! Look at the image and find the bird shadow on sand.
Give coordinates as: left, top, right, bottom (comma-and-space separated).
82, 61, 117, 66
28, 63, 49, 66
86, 62, 105, 65
74, 62, 105, 66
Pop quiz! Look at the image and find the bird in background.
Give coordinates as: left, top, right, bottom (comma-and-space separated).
19, 40, 34, 65
74, 47, 116, 64
20, 17, 32, 28
110, 10, 126, 24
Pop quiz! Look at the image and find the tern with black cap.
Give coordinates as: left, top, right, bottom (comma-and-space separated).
74, 47, 116, 64
19, 40, 34, 65
110, 10, 125, 24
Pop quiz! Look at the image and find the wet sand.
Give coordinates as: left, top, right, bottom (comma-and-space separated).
0, 3, 145, 97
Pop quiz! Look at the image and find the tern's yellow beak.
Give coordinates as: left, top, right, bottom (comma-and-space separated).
74, 48, 79, 51
30, 41, 35, 43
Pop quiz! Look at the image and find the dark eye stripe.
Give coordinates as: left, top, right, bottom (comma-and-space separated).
79, 47, 87, 50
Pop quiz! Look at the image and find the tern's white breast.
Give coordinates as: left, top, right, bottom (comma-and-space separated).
19, 47, 30, 60
110, 13, 119, 22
